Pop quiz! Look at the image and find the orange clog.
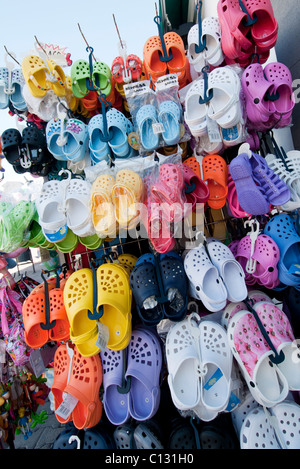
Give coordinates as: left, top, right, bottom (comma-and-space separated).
202, 154, 228, 209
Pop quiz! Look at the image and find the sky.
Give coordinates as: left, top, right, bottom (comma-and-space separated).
0, 0, 160, 182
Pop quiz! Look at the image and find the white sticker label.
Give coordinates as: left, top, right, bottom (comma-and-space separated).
124, 81, 151, 98
207, 117, 222, 143
95, 322, 110, 351
55, 393, 79, 420
155, 74, 179, 91
152, 122, 165, 134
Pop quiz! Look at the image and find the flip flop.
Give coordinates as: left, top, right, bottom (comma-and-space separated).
90, 174, 117, 238
21, 55, 50, 97
184, 244, 227, 312
129, 253, 165, 326
202, 154, 228, 209
100, 348, 130, 425
264, 213, 300, 287
111, 169, 144, 228
206, 238, 247, 303
229, 153, 269, 216
136, 104, 160, 152
126, 328, 162, 421
70, 59, 90, 98
227, 309, 289, 407
63, 268, 100, 357
64, 345, 103, 429
143, 36, 167, 81
96, 263, 132, 351
0, 67, 9, 109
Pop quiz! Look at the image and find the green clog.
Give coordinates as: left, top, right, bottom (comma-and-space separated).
71, 60, 90, 98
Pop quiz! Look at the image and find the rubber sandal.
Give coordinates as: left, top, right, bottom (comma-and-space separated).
182, 163, 210, 209
10, 68, 27, 111
106, 108, 132, 157
207, 66, 242, 129
125, 327, 162, 420
92, 61, 112, 96
22, 125, 51, 166
111, 169, 144, 228
188, 18, 223, 70
21, 55, 52, 97
229, 153, 269, 216
206, 238, 247, 302
184, 79, 207, 136
52, 344, 73, 424
136, 104, 160, 152
183, 156, 202, 179
83, 423, 116, 449
52, 424, 83, 449
129, 253, 165, 326
126, 54, 143, 81
253, 301, 300, 390
227, 309, 289, 407
247, 0, 278, 51
70, 59, 90, 98
184, 244, 227, 312
96, 263, 132, 350
113, 423, 135, 449
236, 234, 280, 289
46, 58, 66, 97
0, 67, 9, 109
157, 100, 182, 146
63, 119, 88, 163
151, 163, 185, 223
64, 179, 93, 236
35, 179, 68, 243
249, 152, 291, 207
117, 254, 137, 276
163, 32, 186, 80
1, 128, 22, 165
265, 153, 300, 210
90, 174, 116, 238
143, 36, 167, 81
227, 173, 249, 218
198, 419, 237, 449
217, 0, 253, 60
202, 154, 228, 209
241, 63, 276, 124
133, 419, 164, 449
63, 268, 100, 357
168, 417, 198, 449
142, 193, 175, 254
46, 118, 68, 161
263, 62, 295, 119
88, 114, 110, 163
111, 56, 125, 84
264, 213, 300, 287
63, 345, 103, 429
100, 348, 130, 425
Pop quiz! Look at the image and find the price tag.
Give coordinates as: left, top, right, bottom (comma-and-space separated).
152, 122, 165, 134
55, 393, 79, 420
95, 322, 109, 351
124, 81, 151, 98
206, 117, 222, 143
155, 74, 179, 90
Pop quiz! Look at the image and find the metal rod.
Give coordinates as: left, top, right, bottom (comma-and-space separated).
112, 14, 125, 49
4, 46, 20, 65
77, 23, 97, 61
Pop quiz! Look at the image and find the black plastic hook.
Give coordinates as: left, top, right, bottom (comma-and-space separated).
199, 66, 213, 104
195, 1, 207, 54
40, 271, 56, 331
154, 15, 173, 63
117, 349, 131, 394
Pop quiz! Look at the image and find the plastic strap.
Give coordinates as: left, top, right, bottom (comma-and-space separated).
244, 298, 285, 365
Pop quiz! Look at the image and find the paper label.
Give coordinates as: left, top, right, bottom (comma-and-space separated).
124, 81, 151, 98
29, 349, 45, 378
95, 322, 109, 351
36, 43, 72, 67
203, 368, 223, 390
155, 74, 179, 91
152, 122, 165, 134
207, 117, 222, 143
55, 393, 79, 420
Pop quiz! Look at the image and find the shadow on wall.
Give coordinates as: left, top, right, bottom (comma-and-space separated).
271, 0, 300, 149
